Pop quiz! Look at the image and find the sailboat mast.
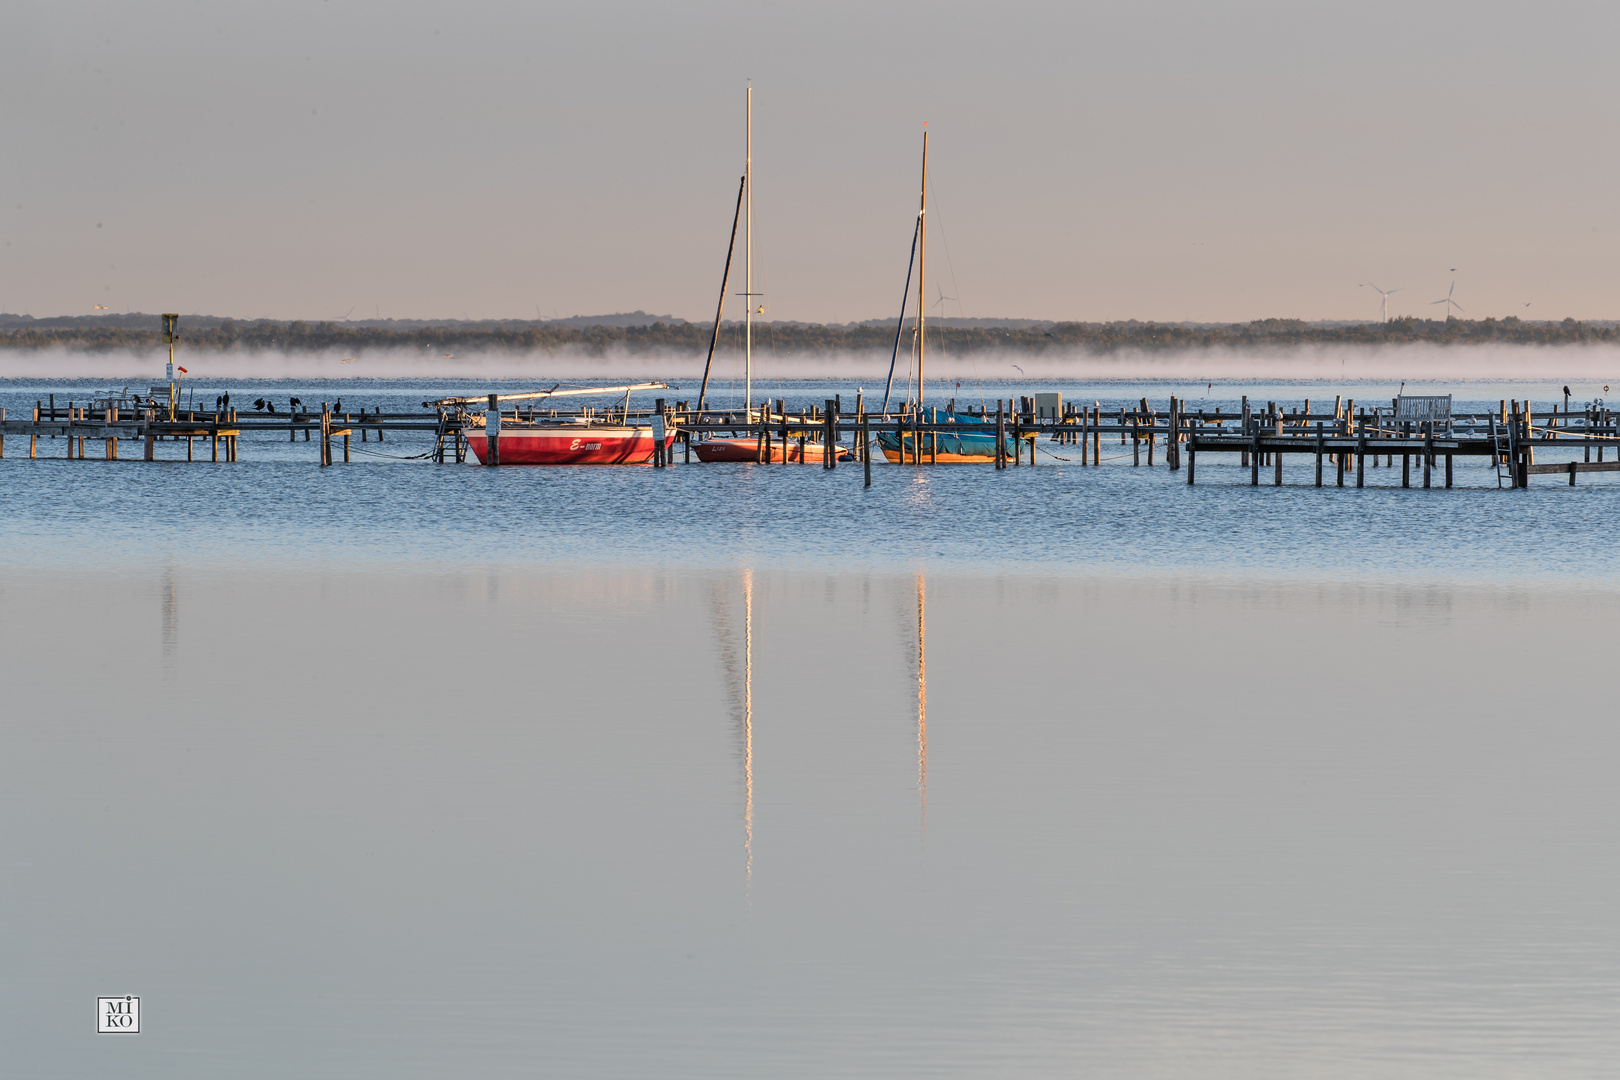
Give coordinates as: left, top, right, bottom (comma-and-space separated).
916, 131, 927, 411
745, 86, 753, 419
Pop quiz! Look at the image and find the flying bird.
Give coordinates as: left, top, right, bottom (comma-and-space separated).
1011, 364, 1025, 374
341, 357, 357, 363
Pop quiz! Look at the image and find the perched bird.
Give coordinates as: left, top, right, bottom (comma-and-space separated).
266, 400, 277, 414
289, 397, 302, 409
253, 398, 266, 411
333, 399, 342, 413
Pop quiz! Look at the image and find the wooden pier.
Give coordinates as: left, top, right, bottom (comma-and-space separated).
6, 390, 1618, 489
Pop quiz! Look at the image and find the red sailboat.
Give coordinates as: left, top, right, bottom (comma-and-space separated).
430, 383, 677, 465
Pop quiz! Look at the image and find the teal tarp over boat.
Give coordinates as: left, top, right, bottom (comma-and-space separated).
874, 407, 1013, 459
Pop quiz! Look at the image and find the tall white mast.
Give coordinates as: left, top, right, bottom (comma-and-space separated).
744, 86, 753, 419
917, 130, 926, 412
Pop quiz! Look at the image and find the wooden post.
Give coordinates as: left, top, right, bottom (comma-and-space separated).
1240, 396, 1250, 469
863, 415, 872, 487
1423, 427, 1433, 488
186, 436, 193, 462
485, 394, 499, 467
1315, 423, 1323, 486
995, 402, 1006, 469
1274, 441, 1282, 486
1187, 442, 1196, 484
1251, 431, 1260, 486
343, 431, 350, 463
1401, 452, 1409, 488
825, 399, 838, 470
106, 438, 116, 460
1445, 452, 1452, 488
1357, 433, 1365, 488
1167, 396, 1178, 470
1132, 413, 1139, 466
1142, 398, 1155, 467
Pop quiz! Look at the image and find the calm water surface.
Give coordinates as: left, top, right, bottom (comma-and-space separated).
2, 377, 1618, 1077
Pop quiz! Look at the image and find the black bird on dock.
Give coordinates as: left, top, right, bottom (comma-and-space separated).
289, 397, 302, 411
266, 400, 278, 414
333, 399, 342, 413
253, 398, 266, 411
223, 392, 230, 410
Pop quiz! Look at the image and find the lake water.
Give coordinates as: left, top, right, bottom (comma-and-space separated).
3, 375, 1619, 1078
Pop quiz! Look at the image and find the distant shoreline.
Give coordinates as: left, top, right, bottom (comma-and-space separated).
2, 315, 1618, 355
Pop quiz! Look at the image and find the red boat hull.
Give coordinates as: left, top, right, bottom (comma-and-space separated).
467, 425, 674, 465
693, 437, 847, 463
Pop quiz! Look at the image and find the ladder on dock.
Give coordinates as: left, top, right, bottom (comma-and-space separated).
431, 414, 466, 464
1489, 415, 1511, 488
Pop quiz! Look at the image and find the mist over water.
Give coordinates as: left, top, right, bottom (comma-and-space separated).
7, 342, 1620, 387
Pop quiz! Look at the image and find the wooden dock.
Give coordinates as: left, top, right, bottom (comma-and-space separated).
5, 391, 1617, 489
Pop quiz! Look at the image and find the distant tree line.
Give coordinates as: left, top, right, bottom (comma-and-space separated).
3, 315, 1618, 355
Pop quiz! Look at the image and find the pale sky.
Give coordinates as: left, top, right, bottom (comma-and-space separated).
4, 1, 1618, 324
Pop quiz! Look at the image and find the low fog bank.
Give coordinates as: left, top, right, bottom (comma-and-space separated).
5, 342, 1620, 383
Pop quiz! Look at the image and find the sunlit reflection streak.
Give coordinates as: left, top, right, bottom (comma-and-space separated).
161, 566, 179, 671
743, 568, 754, 887
707, 570, 755, 896
916, 572, 927, 832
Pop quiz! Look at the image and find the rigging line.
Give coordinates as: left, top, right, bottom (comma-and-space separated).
697, 174, 747, 413
880, 214, 922, 416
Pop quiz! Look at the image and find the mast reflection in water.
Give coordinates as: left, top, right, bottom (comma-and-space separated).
916, 572, 927, 831
710, 569, 755, 889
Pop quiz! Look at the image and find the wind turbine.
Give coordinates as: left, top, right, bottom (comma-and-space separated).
1431, 279, 1465, 320
932, 284, 955, 318
1361, 283, 1403, 322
